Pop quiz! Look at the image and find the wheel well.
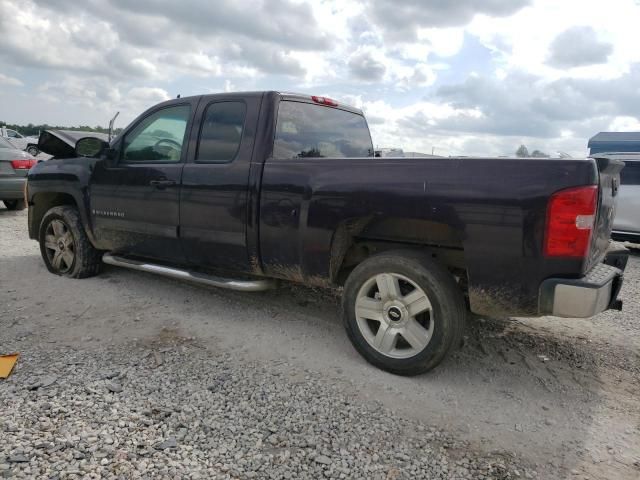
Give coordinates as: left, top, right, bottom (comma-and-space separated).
30, 192, 77, 238
334, 240, 468, 297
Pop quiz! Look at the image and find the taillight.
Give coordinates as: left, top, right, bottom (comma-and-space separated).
311, 95, 338, 107
10, 159, 37, 170
544, 185, 598, 257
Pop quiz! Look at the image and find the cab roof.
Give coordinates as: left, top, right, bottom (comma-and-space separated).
169, 91, 364, 116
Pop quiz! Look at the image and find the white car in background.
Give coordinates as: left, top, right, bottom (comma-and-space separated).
608, 153, 640, 245
0, 126, 39, 156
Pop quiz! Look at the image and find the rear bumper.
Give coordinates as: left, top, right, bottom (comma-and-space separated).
539, 255, 627, 318
0, 176, 25, 199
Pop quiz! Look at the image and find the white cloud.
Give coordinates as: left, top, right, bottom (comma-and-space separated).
0, 0, 638, 158
468, 0, 640, 80
348, 48, 387, 81
0, 73, 23, 86
547, 26, 613, 68
609, 116, 640, 132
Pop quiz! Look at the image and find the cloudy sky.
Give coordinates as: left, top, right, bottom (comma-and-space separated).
1, 0, 640, 157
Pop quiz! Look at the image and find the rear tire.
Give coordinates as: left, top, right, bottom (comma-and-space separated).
26, 145, 39, 156
38, 206, 102, 278
342, 251, 465, 376
3, 199, 25, 211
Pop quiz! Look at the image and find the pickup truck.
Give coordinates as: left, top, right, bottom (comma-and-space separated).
25, 91, 628, 375
1, 126, 39, 156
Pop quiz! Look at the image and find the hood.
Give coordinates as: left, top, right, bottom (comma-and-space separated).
38, 129, 109, 158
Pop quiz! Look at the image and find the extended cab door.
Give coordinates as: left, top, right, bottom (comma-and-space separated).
179, 93, 262, 272
90, 99, 198, 262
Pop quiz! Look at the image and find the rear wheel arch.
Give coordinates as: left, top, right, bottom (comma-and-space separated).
328, 218, 467, 286
332, 237, 467, 289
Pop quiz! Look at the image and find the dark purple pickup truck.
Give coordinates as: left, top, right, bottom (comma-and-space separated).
26, 91, 627, 375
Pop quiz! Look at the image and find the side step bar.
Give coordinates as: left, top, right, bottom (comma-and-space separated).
102, 254, 277, 292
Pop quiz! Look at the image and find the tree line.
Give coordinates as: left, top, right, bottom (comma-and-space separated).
515, 144, 550, 158
0, 122, 122, 137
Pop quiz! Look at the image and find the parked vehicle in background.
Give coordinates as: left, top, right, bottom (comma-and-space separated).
25, 91, 627, 375
605, 153, 640, 244
588, 132, 640, 155
587, 133, 640, 245
0, 136, 37, 210
0, 126, 39, 156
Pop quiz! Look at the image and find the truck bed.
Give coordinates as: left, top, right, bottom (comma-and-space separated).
259, 155, 619, 316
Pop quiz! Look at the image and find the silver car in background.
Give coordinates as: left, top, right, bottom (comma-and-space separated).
609, 153, 640, 244
0, 136, 37, 210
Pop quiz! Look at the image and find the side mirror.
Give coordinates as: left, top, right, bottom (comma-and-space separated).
75, 137, 109, 158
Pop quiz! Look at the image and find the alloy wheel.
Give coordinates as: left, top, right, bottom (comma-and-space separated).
44, 219, 75, 273
355, 272, 435, 359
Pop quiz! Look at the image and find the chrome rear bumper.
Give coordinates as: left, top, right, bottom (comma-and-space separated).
539, 255, 626, 318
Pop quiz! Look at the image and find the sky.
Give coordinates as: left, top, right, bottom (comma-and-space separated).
1, 0, 640, 157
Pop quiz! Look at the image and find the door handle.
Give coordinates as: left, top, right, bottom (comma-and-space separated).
149, 179, 176, 189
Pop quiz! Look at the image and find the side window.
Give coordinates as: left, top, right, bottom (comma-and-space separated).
273, 101, 373, 159
196, 102, 246, 163
7, 130, 18, 138
621, 161, 640, 185
122, 105, 190, 163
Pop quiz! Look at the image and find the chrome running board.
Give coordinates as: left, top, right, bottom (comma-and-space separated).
102, 253, 277, 292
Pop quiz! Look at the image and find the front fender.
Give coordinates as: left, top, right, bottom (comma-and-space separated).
27, 158, 98, 245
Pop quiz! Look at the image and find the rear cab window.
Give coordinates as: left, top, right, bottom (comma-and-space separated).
196, 102, 247, 163
273, 100, 373, 159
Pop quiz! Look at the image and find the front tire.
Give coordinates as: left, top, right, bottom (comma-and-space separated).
39, 206, 102, 278
3, 199, 25, 211
26, 145, 39, 156
342, 251, 465, 376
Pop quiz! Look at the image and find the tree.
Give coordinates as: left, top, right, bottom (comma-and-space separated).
530, 149, 550, 158
0, 122, 121, 137
515, 145, 530, 157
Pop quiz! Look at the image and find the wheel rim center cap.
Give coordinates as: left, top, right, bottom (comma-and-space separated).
58, 240, 66, 250
384, 303, 407, 323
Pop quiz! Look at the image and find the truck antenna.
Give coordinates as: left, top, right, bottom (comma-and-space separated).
108, 111, 120, 142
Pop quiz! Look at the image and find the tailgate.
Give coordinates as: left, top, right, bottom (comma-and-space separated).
589, 157, 625, 268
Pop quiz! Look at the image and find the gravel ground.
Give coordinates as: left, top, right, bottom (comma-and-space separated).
1, 208, 639, 479
0, 340, 526, 480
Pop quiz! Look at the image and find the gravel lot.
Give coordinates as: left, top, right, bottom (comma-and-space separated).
1, 208, 639, 479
